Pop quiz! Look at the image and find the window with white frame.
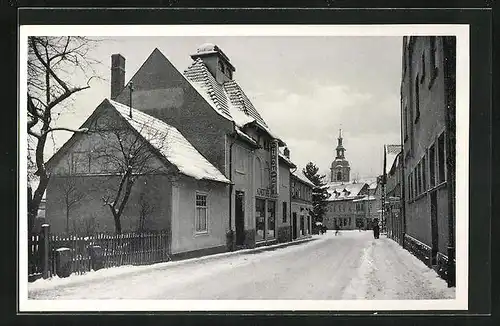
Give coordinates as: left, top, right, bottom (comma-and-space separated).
195, 193, 208, 233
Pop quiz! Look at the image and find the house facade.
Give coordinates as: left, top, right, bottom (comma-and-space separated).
290, 171, 314, 240
383, 145, 403, 245
45, 99, 231, 258
323, 182, 370, 230
400, 36, 456, 285
111, 44, 293, 249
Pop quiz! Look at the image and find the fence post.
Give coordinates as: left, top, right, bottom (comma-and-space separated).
41, 224, 50, 279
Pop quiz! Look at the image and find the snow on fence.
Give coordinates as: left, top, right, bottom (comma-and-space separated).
28, 227, 171, 281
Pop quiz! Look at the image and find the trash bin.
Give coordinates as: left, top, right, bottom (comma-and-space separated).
88, 245, 104, 270
55, 247, 72, 278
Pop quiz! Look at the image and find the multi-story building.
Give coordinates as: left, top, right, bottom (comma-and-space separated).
290, 170, 314, 240
383, 144, 403, 244
111, 43, 294, 251
400, 36, 456, 286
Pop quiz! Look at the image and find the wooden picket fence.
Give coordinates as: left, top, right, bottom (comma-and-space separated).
28, 229, 171, 281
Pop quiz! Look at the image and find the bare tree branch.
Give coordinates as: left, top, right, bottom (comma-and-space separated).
27, 36, 102, 233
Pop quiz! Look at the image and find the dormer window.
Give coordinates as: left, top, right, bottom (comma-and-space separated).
218, 60, 225, 74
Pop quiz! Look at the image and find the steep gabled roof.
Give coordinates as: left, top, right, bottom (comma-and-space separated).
108, 99, 230, 184
46, 99, 230, 184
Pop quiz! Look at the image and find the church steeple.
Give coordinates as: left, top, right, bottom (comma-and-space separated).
330, 128, 350, 183
336, 128, 346, 159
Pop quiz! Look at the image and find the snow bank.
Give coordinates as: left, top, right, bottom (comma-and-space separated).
29, 237, 325, 292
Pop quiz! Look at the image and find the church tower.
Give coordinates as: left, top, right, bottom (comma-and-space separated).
330, 129, 351, 183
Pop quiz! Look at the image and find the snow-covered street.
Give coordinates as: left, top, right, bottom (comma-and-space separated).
28, 231, 455, 300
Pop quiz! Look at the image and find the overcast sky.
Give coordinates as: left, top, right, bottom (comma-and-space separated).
48, 36, 403, 179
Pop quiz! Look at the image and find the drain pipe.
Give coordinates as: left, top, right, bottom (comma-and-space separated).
228, 121, 237, 250
290, 166, 298, 240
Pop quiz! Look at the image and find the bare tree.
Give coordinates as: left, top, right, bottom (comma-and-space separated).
90, 115, 169, 234
138, 191, 155, 233
57, 162, 87, 234
27, 36, 101, 233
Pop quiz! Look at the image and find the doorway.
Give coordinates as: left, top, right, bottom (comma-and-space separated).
430, 191, 439, 265
235, 191, 245, 246
292, 212, 298, 240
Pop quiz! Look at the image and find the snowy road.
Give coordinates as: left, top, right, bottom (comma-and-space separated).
28, 231, 455, 300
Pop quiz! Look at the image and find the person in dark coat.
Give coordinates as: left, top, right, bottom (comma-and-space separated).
372, 219, 380, 239
335, 223, 341, 236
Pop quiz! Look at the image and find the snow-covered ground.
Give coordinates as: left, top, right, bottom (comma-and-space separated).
28, 231, 455, 300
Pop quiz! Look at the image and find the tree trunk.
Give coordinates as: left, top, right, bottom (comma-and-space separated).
113, 212, 122, 234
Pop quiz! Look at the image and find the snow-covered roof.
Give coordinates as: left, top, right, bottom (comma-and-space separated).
385, 145, 402, 175
108, 99, 230, 184
325, 181, 367, 201
291, 171, 315, 188
352, 195, 378, 202
183, 58, 285, 146
278, 153, 296, 168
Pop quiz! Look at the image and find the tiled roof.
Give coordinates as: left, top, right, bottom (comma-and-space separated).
184, 58, 269, 129
108, 99, 230, 184
183, 58, 232, 119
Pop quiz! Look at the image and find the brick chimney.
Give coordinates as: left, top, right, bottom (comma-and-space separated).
111, 54, 125, 100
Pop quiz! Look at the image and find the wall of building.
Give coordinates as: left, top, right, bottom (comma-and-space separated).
46, 174, 172, 235
277, 162, 291, 242
402, 36, 452, 263
170, 176, 229, 254
323, 200, 357, 230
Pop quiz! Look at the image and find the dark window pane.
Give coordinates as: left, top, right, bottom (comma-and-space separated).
438, 134, 446, 183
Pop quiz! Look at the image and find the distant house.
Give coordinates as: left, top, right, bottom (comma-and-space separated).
45, 99, 231, 258
110, 44, 293, 249
290, 170, 314, 240
323, 182, 370, 230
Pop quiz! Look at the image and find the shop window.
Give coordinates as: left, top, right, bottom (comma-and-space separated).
267, 200, 276, 239
255, 198, 266, 242
195, 193, 208, 233
438, 133, 446, 183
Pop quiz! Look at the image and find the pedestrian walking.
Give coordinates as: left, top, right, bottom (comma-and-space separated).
335, 223, 341, 236
373, 219, 380, 239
